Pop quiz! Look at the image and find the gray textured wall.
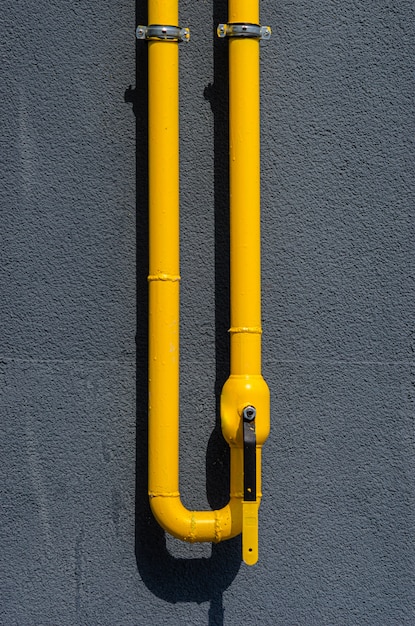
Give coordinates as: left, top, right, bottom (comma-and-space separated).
1, 0, 414, 624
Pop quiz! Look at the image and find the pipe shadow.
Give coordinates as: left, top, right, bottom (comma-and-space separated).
129, 1, 240, 624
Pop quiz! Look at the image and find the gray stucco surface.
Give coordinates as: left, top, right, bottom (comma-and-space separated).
1, 1, 414, 624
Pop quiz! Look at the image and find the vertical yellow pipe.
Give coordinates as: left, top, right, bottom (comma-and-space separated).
148, 0, 180, 505
229, 0, 261, 377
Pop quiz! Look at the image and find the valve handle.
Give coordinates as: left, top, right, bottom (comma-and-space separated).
242, 406, 258, 565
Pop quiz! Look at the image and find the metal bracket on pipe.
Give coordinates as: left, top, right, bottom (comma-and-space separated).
136, 24, 190, 43
217, 23, 271, 40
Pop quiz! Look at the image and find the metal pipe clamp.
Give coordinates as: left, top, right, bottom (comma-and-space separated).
217, 23, 271, 40
136, 24, 190, 42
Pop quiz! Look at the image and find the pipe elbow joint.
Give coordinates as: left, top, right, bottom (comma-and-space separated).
149, 494, 242, 543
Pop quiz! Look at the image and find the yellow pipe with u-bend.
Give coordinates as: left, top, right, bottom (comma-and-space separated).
147, 0, 270, 565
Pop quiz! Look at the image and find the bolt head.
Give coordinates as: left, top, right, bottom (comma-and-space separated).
217, 24, 226, 38
243, 405, 256, 421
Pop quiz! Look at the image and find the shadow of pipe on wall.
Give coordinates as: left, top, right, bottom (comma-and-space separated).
127, 1, 241, 623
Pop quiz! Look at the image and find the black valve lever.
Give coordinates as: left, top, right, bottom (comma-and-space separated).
243, 405, 257, 501
242, 405, 259, 564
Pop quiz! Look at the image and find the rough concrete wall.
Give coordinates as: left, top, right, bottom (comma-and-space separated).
1, 1, 414, 624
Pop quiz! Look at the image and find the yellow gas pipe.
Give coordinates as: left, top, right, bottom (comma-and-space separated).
144, 0, 270, 566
